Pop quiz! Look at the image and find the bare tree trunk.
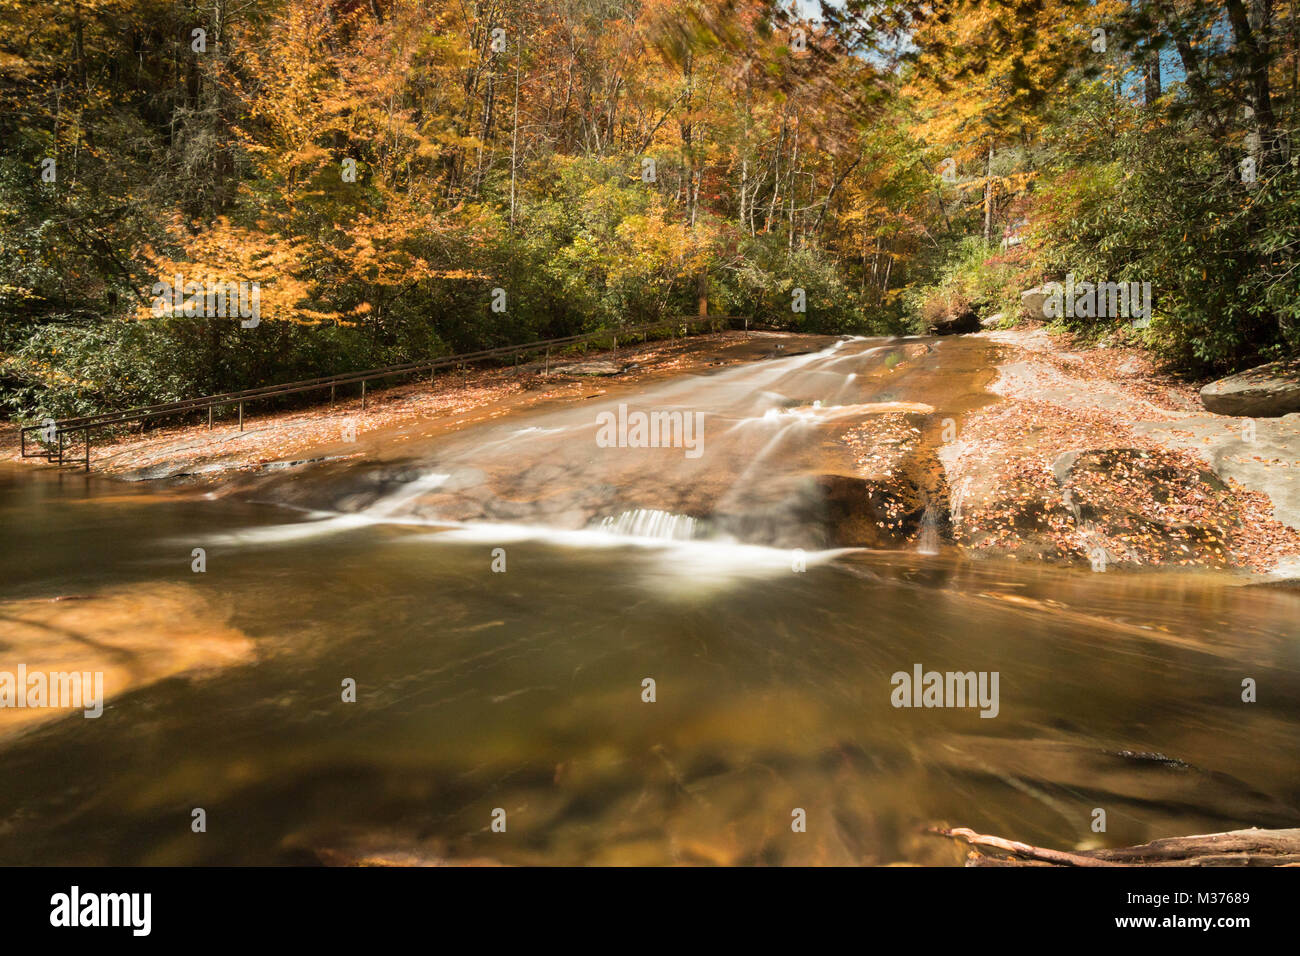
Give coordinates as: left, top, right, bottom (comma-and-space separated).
787, 126, 799, 253
1157, 0, 1230, 140
509, 40, 521, 231
1291, 0, 1298, 130
739, 157, 748, 235
813, 156, 861, 236
765, 116, 785, 233
982, 143, 994, 242
1143, 37, 1162, 104
1228, 0, 1278, 157
880, 241, 893, 304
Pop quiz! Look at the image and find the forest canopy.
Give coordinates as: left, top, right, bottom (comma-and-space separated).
2, 0, 1298, 419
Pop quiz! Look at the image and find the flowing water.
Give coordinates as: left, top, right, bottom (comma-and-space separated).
2, 335, 1298, 865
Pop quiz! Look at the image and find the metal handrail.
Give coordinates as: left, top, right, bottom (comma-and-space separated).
20, 314, 746, 469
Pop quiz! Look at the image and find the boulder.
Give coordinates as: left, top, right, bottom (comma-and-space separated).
1020, 286, 1052, 321
926, 305, 981, 335
1199, 359, 1300, 417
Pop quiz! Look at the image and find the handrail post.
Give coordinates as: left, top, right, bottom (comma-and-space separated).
361, 379, 366, 411
208, 406, 213, 430
57, 430, 63, 467
85, 432, 90, 472
331, 384, 335, 409
239, 401, 244, 431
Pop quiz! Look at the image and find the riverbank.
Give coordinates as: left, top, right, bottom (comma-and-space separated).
946, 326, 1300, 577
1, 331, 819, 483
8, 325, 1300, 577
4, 327, 1300, 865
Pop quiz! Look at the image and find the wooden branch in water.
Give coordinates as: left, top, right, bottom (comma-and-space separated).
931, 826, 1300, 867
932, 827, 1123, 866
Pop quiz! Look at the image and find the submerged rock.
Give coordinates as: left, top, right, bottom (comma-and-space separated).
816, 452, 948, 549
1199, 358, 1300, 417
0, 583, 255, 739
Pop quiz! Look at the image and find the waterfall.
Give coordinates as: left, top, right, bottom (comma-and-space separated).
915, 501, 940, 555
597, 509, 699, 541
364, 472, 451, 518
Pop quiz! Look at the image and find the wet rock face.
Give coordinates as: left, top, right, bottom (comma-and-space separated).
1199, 359, 1300, 417
953, 447, 1243, 569
228, 451, 945, 552
926, 304, 982, 335
920, 289, 983, 335
813, 473, 933, 548
1056, 449, 1237, 568
950, 470, 1075, 563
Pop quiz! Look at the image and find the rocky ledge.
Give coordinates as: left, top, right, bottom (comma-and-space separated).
944, 329, 1300, 575
1199, 357, 1300, 417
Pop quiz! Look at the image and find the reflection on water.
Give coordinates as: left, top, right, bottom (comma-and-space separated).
1, 335, 1298, 865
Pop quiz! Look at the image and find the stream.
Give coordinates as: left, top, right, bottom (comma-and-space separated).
2, 335, 1298, 865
